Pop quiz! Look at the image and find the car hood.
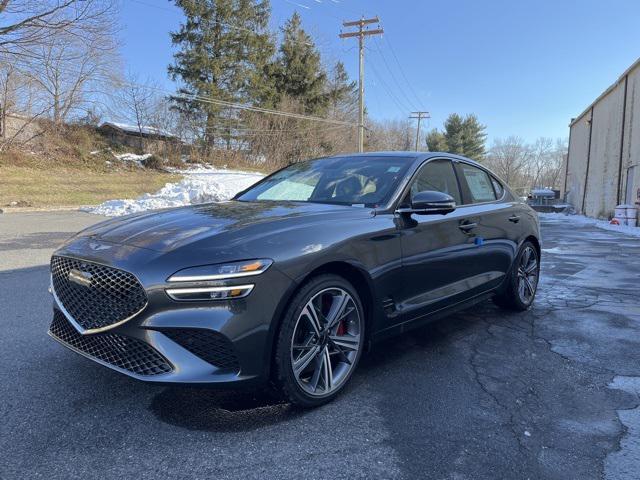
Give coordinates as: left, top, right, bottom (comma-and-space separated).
76, 201, 368, 253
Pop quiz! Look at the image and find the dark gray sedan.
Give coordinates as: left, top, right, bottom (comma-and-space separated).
48, 152, 540, 407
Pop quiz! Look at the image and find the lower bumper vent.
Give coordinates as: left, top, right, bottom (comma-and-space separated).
49, 310, 172, 376
162, 328, 240, 372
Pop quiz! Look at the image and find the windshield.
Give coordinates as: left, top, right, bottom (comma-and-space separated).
236, 156, 413, 207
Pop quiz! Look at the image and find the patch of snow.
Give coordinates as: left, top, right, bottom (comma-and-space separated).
115, 152, 152, 162
541, 247, 565, 254
524, 430, 531, 437
86, 168, 264, 216
539, 212, 640, 238
112, 152, 153, 168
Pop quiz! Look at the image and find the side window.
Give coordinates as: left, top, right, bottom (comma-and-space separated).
491, 176, 504, 198
460, 164, 497, 203
409, 159, 462, 204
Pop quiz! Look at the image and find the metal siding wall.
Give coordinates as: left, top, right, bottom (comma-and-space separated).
584, 83, 625, 218
566, 112, 590, 209
621, 66, 640, 206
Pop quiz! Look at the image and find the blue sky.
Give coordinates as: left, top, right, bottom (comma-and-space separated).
120, 0, 640, 143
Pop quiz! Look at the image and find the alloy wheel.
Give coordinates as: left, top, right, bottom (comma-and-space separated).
516, 246, 539, 305
290, 287, 362, 396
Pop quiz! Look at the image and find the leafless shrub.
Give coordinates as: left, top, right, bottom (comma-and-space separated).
366, 118, 415, 151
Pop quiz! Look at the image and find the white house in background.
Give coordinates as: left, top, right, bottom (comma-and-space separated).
563, 57, 640, 219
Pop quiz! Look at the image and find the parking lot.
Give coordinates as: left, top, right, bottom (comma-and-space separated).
1, 211, 639, 480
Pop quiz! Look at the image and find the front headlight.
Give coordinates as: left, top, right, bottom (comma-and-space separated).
167, 259, 273, 282
165, 259, 272, 301
165, 284, 254, 301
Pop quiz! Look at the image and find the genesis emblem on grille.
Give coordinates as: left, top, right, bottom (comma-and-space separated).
68, 268, 93, 288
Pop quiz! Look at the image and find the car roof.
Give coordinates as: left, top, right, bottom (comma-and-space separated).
326, 151, 485, 169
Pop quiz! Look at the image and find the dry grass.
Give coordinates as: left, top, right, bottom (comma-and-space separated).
0, 165, 178, 207
0, 124, 180, 207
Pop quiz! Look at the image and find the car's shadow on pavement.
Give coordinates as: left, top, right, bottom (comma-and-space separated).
149, 386, 308, 432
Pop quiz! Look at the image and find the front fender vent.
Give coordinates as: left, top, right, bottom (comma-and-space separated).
161, 328, 240, 372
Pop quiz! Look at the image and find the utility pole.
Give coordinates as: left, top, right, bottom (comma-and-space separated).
409, 111, 430, 151
339, 17, 383, 153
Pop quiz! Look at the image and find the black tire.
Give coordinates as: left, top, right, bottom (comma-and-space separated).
493, 241, 540, 311
273, 274, 365, 408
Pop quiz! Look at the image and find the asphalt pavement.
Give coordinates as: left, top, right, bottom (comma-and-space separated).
1, 211, 639, 480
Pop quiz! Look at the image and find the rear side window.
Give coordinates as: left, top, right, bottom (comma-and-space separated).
460, 164, 497, 203
409, 159, 462, 204
491, 176, 504, 198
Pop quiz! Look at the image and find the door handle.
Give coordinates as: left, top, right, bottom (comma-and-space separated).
508, 215, 521, 223
458, 221, 477, 231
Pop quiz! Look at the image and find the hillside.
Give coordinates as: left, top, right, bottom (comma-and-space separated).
0, 124, 180, 208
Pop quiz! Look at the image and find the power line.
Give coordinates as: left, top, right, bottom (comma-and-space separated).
367, 59, 413, 115
283, 0, 311, 10
383, 35, 425, 109
280, 0, 344, 21
131, 0, 319, 48
7, 57, 356, 127
371, 36, 418, 111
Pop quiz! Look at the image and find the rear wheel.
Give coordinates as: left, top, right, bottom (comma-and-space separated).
494, 241, 539, 311
274, 274, 364, 408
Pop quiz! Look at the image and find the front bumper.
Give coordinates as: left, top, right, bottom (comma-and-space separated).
48, 243, 295, 386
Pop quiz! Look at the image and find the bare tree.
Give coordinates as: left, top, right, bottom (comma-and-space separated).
485, 136, 568, 194
0, 0, 116, 58
485, 136, 532, 190
0, 61, 16, 135
111, 72, 161, 150
529, 137, 554, 188
540, 138, 567, 189
0, 0, 119, 125
366, 118, 414, 151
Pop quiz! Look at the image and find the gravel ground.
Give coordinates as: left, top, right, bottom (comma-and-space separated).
1, 211, 639, 479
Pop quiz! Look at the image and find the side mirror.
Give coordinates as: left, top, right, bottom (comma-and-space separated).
400, 190, 456, 215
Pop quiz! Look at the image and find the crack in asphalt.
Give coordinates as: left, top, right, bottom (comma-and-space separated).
466, 320, 530, 455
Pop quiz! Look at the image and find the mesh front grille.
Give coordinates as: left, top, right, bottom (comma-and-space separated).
50, 310, 172, 376
51, 256, 147, 331
162, 329, 240, 371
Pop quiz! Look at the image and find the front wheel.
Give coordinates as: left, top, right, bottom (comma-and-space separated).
494, 241, 540, 311
273, 274, 365, 408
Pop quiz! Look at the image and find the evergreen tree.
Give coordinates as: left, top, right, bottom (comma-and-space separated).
168, 0, 274, 147
425, 113, 486, 161
425, 129, 447, 152
326, 61, 356, 116
271, 12, 327, 114
442, 113, 465, 154
459, 114, 487, 160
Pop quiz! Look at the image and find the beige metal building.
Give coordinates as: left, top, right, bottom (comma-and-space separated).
563, 58, 640, 218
